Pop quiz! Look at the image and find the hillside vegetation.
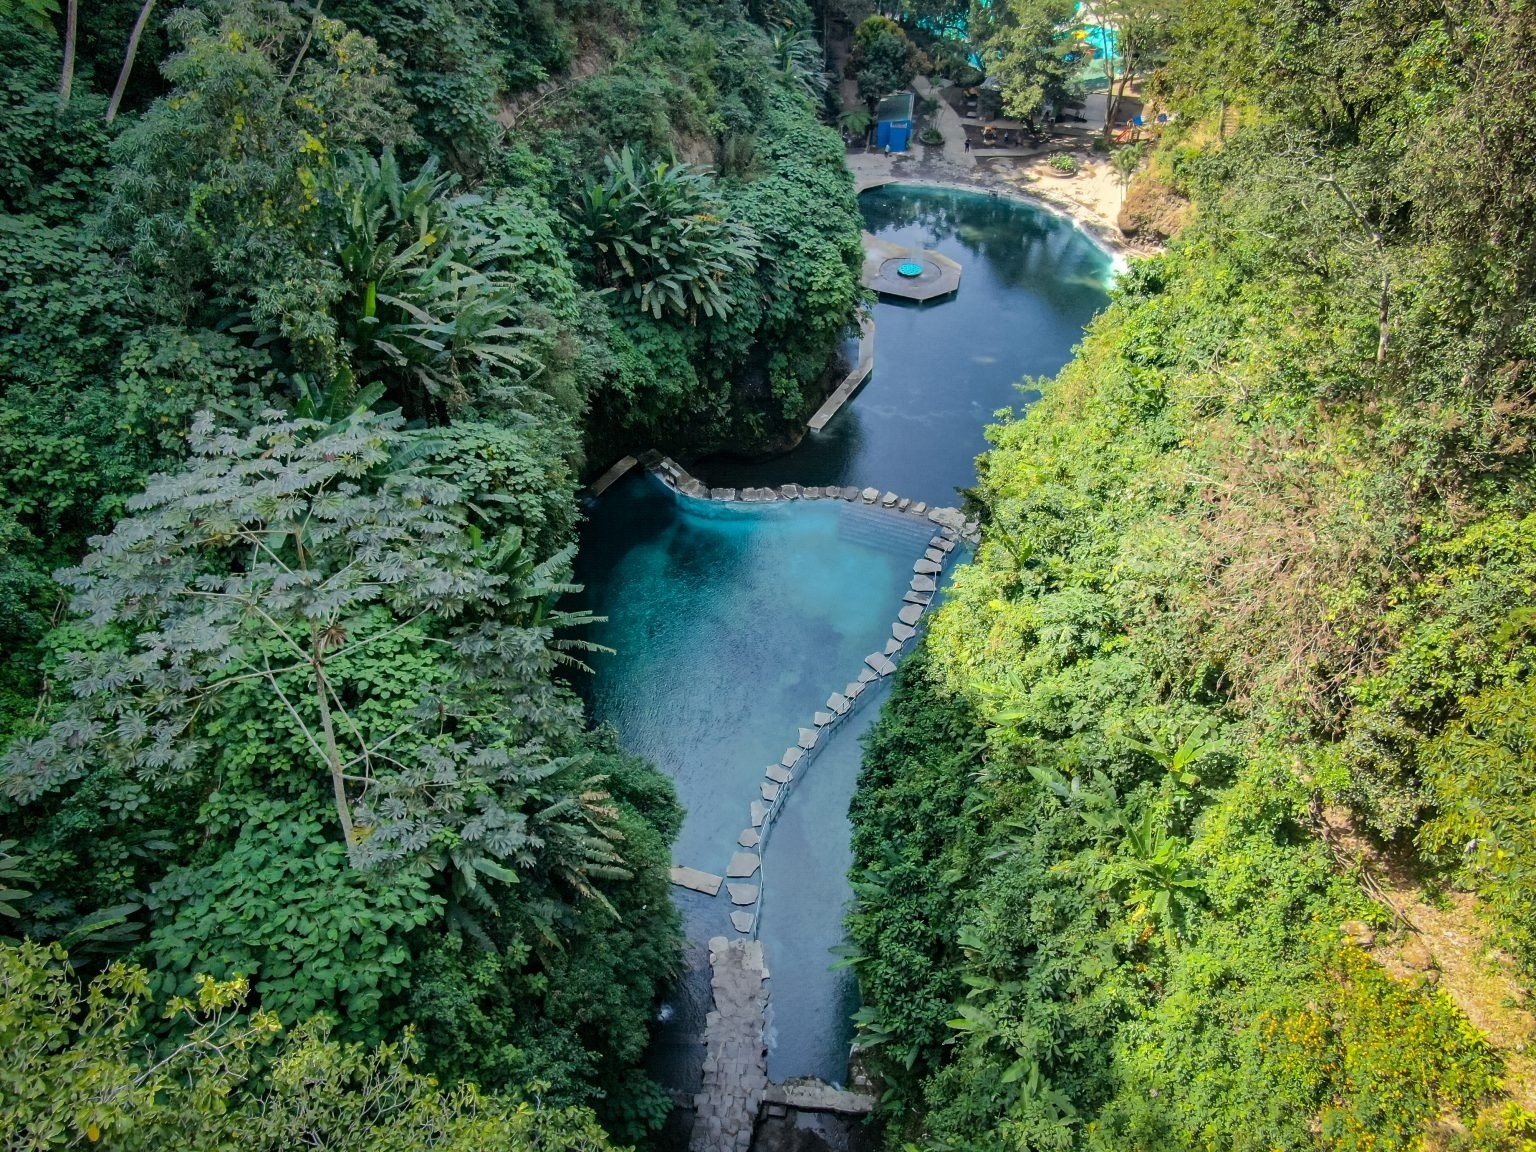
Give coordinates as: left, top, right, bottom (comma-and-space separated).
0, 0, 860, 1146
847, 0, 1536, 1148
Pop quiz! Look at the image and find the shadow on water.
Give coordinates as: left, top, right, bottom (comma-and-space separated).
573, 187, 1111, 1138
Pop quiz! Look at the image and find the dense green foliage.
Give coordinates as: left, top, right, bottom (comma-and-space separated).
0, 0, 864, 1144
1, 940, 621, 1151
847, 0, 1536, 1148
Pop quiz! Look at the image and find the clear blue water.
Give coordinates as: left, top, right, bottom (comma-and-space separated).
700, 185, 1114, 506
574, 187, 1113, 1095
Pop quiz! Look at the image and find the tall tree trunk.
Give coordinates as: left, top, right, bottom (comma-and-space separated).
106, 0, 156, 124
57, 0, 78, 111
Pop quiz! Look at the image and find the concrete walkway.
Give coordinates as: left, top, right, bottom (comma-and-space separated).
913, 76, 976, 173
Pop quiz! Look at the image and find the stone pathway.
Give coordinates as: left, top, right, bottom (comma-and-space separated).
690, 937, 770, 1152
913, 75, 976, 173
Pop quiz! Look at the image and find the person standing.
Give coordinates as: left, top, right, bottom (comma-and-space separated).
963, 135, 971, 152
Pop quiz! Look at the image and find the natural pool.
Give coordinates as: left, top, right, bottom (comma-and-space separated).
574, 185, 1114, 1099
699, 184, 1115, 507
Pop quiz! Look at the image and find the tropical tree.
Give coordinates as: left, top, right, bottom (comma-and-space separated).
567, 146, 760, 323
1110, 141, 1145, 200
850, 15, 925, 112
2, 409, 618, 893
0, 940, 622, 1152
1090, 0, 1177, 145
765, 27, 829, 100
319, 149, 546, 419
970, 0, 1077, 128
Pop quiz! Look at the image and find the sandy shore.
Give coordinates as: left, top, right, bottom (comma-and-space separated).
846, 143, 1159, 264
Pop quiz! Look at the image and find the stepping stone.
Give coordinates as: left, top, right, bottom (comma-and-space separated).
727, 883, 759, 906
893, 622, 917, 642
932, 536, 955, 553
779, 483, 801, 499
898, 498, 910, 511
914, 559, 942, 575
925, 548, 945, 564
766, 764, 793, 784
861, 487, 880, 503
826, 692, 850, 715
761, 781, 781, 802
670, 866, 723, 896
781, 747, 803, 769
798, 727, 818, 750
738, 828, 760, 848
884, 638, 902, 656
802, 487, 821, 499
814, 711, 835, 726
857, 667, 878, 684
899, 603, 925, 625
751, 800, 768, 827
711, 488, 736, 501
929, 507, 966, 529
904, 589, 934, 605
846, 680, 866, 700
910, 502, 927, 515
881, 491, 898, 507
912, 575, 937, 592
730, 911, 755, 933
841, 486, 859, 501
727, 852, 761, 878
940, 525, 959, 540
865, 652, 898, 676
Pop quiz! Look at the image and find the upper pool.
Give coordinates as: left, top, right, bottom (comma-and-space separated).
575, 186, 1113, 1098
698, 184, 1115, 506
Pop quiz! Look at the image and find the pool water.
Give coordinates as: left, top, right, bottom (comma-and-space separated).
574, 186, 1113, 1095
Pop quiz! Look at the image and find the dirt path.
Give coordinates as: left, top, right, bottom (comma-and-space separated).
1323, 807, 1536, 1110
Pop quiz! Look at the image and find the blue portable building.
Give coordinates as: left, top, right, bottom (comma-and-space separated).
875, 91, 915, 152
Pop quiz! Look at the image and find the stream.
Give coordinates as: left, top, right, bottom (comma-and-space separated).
572, 184, 1115, 1112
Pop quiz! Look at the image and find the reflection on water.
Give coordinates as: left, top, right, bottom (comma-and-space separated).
699, 185, 1113, 507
